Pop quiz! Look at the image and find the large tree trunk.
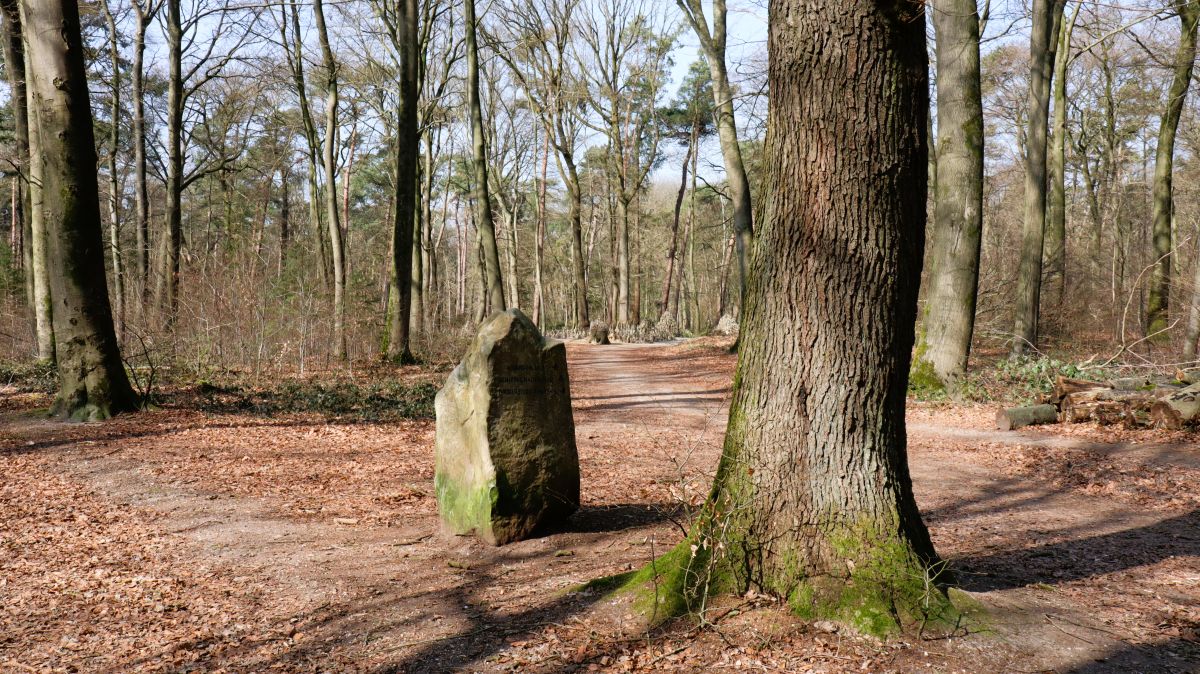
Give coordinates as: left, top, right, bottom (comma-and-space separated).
913, 0, 984, 392
22, 0, 138, 419
676, 0, 753, 321
1045, 4, 1078, 310
465, 0, 505, 314
1147, 0, 1199, 336
1011, 0, 1066, 357
387, 0, 418, 363
640, 0, 943, 634
312, 0, 347, 360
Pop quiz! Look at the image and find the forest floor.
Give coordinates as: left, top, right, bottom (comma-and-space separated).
2, 337, 1199, 673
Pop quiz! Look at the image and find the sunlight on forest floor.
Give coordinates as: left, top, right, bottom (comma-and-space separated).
2, 337, 1198, 672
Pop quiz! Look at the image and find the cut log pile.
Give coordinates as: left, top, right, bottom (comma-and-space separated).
995, 372, 1200, 431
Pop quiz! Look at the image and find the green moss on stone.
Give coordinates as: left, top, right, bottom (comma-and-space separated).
434, 471, 498, 537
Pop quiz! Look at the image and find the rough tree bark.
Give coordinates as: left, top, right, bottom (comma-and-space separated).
1011, 0, 1066, 357
21, 0, 138, 419
387, 0, 419, 363
464, 0, 505, 314
1147, 0, 1199, 336
630, 0, 947, 636
912, 0, 984, 392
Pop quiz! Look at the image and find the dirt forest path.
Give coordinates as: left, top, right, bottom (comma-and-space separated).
2, 338, 1199, 672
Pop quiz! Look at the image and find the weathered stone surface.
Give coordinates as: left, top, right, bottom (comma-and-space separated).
434, 309, 580, 545
713, 314, 739, 336
589, 322, 610, 345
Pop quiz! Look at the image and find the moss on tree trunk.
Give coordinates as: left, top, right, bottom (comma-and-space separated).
609, 0, 956, 637
22, 0, 138, 420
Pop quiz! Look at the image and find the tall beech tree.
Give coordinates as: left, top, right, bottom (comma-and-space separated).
312, 0, 349, 359
387, 0, 419, 363
1045, 3, 1079, 309
1011, 0, 1066, 356
634, 0, 944, 634
21, 0, 138, 419
464, 0, 504, 313
913, 0, 984, 391
130, 0, 161, 306
674, 0, 753, 319
0, 0, 52, 362
1146, 0, 1199, 336
99, 0, 125, 340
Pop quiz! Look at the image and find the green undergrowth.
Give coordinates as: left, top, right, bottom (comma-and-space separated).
987, 356, 1096, 403
190, 378, 438, 421
0, 360, 58, 394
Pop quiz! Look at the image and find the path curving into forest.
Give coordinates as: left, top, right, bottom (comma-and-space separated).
2, 338, 1198, 672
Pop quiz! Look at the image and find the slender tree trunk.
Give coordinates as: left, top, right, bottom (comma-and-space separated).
465, 0, 505, 314
676, 0, 753, 320
644, 0, 943, 633
1046, 3, 1079, 310
1012, 0, 1066, 357
160, 0, 184, 324
387, 0, 418, 362
616, 192, 632, 325
633, 194, 642, 325
27, 75, 53, 362
565, 159, 589, 329
312, 0, 347, 360
533, 127, 548, 327
413, 128, 432, 335
1147, 0, 1199, 336
284, 0, 330, 288
100, 0, 124, 342
661, 137, 693, 320
279, 165, 290, 276
686, 135, 699, 331
22, 0, 138, 419
131, 2, 154, 308
0, 0, 44, 359
1185, 233, 1200, 359
913, 0, 984, 391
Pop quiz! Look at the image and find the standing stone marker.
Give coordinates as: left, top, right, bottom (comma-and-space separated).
434, 309, 580, 545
